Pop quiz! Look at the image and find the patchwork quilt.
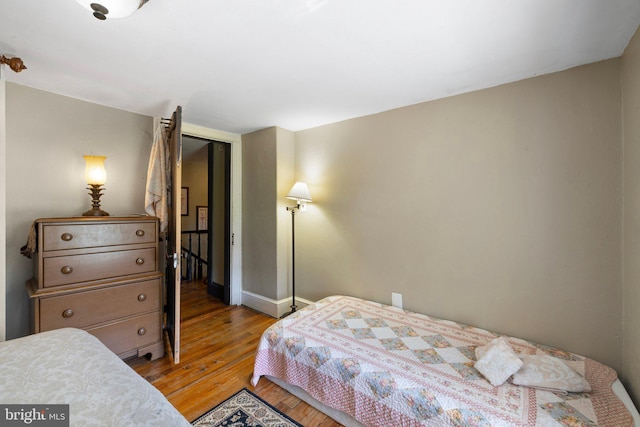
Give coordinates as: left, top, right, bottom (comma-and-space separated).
252, 295, 632, 427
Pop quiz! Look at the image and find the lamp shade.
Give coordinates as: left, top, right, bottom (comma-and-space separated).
286, 182, 312, 203
84, 155, 107, 185
75, 0, 146, 19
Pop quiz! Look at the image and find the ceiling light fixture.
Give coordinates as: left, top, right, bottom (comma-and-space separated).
75, 0, 149, 20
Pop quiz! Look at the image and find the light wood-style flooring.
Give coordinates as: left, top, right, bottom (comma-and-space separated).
126, 280, 342, 426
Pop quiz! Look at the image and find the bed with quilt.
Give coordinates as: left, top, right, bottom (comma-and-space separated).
0, 327, 190, 427
252, 295, 639, 426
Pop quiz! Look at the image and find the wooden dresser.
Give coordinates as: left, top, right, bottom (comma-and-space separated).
26, 216, 164, 360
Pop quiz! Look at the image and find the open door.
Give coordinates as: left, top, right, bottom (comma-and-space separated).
165, 106, 182, 364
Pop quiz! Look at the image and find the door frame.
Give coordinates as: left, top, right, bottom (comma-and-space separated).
182, 123, 242, 306
205, 141, 231, 304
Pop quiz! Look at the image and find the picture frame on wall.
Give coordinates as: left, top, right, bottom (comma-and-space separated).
197, 206, 208, 231
181, 187, 189, 216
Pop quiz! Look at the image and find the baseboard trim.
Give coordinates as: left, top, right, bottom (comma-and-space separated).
241, 290, 312, 318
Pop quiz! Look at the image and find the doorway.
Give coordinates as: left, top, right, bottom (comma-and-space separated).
181, 135, 231, 304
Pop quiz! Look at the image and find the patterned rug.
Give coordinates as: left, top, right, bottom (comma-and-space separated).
192, 388, 303, 427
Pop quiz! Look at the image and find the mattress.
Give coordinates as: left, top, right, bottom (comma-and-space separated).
0, 328, 190, 426
252, 295, 638, 426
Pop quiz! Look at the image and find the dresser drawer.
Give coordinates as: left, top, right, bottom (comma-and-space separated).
38, 278, 161, 331
42, 247, 157, 287
88, 311, 162, 356
28, 216, 163, 360
42, 221, 156, 251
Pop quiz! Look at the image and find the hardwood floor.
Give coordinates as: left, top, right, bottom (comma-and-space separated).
126, 280, 342, 426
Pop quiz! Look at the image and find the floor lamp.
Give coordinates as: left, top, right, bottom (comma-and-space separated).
282, 182, 312, 318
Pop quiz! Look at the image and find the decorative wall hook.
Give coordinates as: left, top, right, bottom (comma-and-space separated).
0, 55, 27, 73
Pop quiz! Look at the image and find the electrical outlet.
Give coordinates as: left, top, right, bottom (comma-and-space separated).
392, 292, 403, 309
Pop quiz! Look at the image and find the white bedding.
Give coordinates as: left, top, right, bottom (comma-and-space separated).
0, 328, 190, 426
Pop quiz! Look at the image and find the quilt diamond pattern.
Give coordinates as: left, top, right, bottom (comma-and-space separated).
252, 295, 632, 426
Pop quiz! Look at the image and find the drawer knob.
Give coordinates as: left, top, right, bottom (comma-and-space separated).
60, 233, 73, 242
137, 327, 146, 336
137, 293, 147, 302
135, 257, 145, 265
136, 229, 145, 237
61, 265, 73, 275
62, 309, 74, 318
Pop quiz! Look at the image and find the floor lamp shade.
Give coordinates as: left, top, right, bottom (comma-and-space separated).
286, 182, 312, 203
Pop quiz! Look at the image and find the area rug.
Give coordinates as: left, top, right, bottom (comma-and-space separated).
192, 388, 303, 427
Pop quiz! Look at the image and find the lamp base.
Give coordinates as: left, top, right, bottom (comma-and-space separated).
82, 208, 110, 216
83, 184, 109, 217
280, 305, 298, 319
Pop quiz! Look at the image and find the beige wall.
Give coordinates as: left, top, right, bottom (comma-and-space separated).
294, 59, 623, 372
623, 28, 640, 405
242, 128, 279, 299
276, 127, 295, 301
242, 127, 295, 304
181, 157, 209, 277
5, 83, 152, 339
181, 161, 208, 231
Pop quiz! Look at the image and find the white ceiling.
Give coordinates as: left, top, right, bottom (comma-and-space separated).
1, 0, 639, 134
